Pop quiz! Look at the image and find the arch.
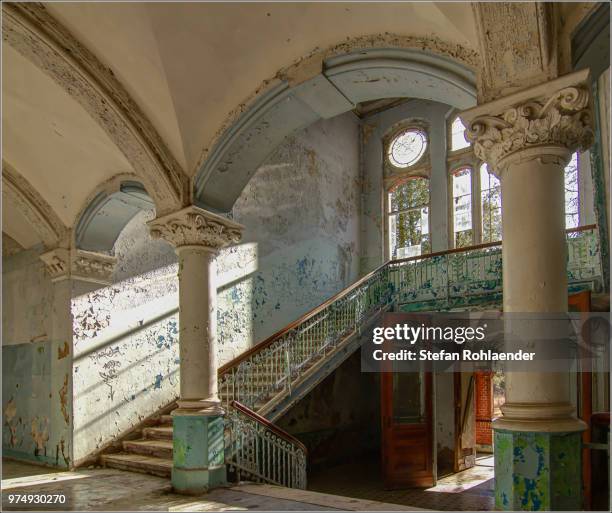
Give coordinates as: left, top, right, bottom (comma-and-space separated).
2, 160, 67, 248
195, 43, 478, 212
2, 3, 187, 215
74, 176, 155, 253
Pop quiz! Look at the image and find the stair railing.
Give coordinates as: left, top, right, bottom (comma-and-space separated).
218, 264, 393, 411
218, 225, 601, 412
226, 400, 307, 489
218, 224, 600, 489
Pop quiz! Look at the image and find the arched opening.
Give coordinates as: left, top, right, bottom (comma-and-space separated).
195, 47, 477, 213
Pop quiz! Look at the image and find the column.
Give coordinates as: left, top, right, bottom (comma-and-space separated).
40, 248, 74, 468
40, 246, 117, 468
148, 205, 243, 494
461, 69, 594, 510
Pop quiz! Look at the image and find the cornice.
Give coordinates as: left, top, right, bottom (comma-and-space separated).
39, 247, 116, 284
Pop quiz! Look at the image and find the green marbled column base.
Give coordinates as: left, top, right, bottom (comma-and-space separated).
495, 429, 582, 511
172, 413, 226, 495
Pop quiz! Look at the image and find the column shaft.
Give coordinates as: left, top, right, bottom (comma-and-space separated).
177, 247, 218, 403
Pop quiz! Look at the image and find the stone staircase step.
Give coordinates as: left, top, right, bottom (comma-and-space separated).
143, 426, 173, 440
123, 439, 173, 459
100, 453, 172, 478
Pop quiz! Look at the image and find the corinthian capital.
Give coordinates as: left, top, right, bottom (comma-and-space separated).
148, 205, 243, 251
460, 69, 594, 173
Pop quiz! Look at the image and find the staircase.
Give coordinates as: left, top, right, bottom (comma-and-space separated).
99, 225, 603, 487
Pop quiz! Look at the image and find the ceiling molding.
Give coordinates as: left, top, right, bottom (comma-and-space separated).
2, 160, 68, 248
2, 2, 188, 215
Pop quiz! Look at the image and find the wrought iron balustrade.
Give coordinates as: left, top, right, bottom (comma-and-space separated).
226, 401, 307, 489
218, 224, 602, 489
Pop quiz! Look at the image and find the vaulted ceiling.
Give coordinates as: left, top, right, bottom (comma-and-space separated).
1, 2, 598, 254
45, 2, 478, 174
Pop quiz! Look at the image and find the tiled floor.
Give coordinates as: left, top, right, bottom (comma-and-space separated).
308, 455, 495, 511
1, 459, 421, 511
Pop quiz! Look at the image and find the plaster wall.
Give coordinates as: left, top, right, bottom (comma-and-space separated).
360, 100, 451, 274
70, 112, 362, 463
2, 248, 71, 467
220, 112, 361, 361
275, 350, 380, 471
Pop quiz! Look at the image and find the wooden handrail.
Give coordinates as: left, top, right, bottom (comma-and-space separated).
231, 400, 308, 455
391, 240, 501, 265
567, 223, 597, 234
390, 224, 596, 265
218, 224, 597, 375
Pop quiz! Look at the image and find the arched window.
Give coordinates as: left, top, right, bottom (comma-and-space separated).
480, 164, 502, 243
388, 178, 430, 258
450, 116, 470, 151
451, 167, 473, 247
387, 128, 428, 168
564, 152, 579, 229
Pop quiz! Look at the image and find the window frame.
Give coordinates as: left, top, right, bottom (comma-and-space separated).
448, 165, 477, 249
384, 122, 431, 178
447, 114, 472, 155
479, 163, 503, 244
385, 176, 432, 261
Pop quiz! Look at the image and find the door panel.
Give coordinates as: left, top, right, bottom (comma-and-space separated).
569, 290, 592, 510
381, 314, 434, 489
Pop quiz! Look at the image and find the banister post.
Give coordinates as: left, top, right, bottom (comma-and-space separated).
148, 206, 243, 494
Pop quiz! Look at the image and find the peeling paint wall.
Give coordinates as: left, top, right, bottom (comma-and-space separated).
71, 112, 362, 462
275, 350, 380, 471
2, 248, 71, 467
219, 112, 361, 361
71, 210, 180, 464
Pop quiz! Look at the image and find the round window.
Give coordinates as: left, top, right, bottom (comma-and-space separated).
388, 129, 428, 168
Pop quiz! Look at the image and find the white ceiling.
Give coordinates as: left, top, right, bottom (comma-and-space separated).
2, 44, 131, 237
45, 2, 478, 175
3, 2, 591, 252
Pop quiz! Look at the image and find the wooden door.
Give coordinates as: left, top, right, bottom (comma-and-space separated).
380, 315, 434, 488
454, 372, 476, 471
569, 290, 592, 509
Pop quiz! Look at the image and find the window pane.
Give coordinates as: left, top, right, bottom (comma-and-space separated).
389, 177, 429, 213
388, 178, 430, 258
451, 117, 471, 151
564, 152, 579, 229
388, 129, 428, 168
452, 168, 472, 247
481, 164, 502, 243
392, 372, 424, 423
455, 230, 473, 248
566, 213, 579, 230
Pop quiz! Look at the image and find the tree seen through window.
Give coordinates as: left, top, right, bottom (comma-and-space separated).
388, 178, 430, 258
452, 167, 473, 248
480, 164, 502, 243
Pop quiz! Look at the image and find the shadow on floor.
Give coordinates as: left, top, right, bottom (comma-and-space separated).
308, 457, 495, 511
